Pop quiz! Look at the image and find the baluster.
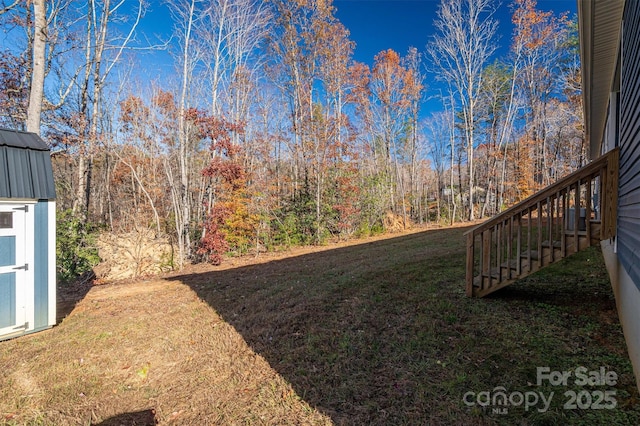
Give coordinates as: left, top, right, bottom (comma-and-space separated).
561, 187, 567, 257
507, 215, 513, 280
548, 196, 554, 263
537, 201, 543, 268
496, 223, 502, 283
586, 176, 592, 244
466, 232, 475, 297
527, 207, 532, 272
482, 228, 492, 290
516, 213, 522, 276
574, 180, 580, 253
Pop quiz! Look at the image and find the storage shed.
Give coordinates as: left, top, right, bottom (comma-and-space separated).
0, 128, 56, 341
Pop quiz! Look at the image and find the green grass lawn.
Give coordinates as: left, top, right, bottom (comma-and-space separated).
179, 225, 640, 425
1, 224, 638, 425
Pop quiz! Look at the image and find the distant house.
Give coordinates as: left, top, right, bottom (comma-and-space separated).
0, 129, 56, 341
465, 0, 640, 390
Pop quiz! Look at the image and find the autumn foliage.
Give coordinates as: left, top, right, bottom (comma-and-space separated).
1, 0, 584, 273
191, 111, 253, 264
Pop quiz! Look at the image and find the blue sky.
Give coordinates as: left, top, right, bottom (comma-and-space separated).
135, 0, 578, 116
331, 0, 577, 116
334, 0, 578, 65
140, 0, 577, 69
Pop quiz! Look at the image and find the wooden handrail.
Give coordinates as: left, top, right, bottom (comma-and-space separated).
464, 148, 619, 237
466, 148, 619, 297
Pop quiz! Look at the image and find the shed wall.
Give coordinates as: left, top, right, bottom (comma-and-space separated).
34, 200, 51, 330
0, 129, 57, 338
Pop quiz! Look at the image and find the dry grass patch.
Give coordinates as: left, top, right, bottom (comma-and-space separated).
0, 279, 329, 425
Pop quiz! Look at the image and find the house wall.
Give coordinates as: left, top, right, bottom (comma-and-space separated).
618, 0, 640, 291
601, 241, 640, 390
602, 0, 640, 392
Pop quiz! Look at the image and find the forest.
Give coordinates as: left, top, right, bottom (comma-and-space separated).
0, 0, 584, 280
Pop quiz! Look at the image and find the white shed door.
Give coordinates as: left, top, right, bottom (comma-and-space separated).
0, 204, 30, 336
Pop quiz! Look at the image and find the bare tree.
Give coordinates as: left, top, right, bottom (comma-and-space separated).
402, 47, 425, 221
1, 0, 76, 132
427, 0, 497, 221
424, 111, 452, 223
165, 0, 203, 266
369, 49, 414, 218
26, 0, 46, 134
198, 0, 271, 117
0, 0, 19, 15
73, 0, 146, 221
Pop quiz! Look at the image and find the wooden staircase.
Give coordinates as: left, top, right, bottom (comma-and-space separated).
465, 148, 619, 297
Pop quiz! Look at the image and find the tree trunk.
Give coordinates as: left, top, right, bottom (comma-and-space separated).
177, 0, 197, 265
26, 0, 46, 134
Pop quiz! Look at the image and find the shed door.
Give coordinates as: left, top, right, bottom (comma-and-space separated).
0, 204, 29, 336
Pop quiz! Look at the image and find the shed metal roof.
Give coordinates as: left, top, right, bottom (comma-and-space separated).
0, 128, 50, 151
0, 129, 56, 200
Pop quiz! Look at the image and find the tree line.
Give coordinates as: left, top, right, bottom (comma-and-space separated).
0, 0, 583, 274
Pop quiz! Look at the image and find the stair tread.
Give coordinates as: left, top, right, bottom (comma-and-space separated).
500, 260, 519, 269
564, 230, 588, 236
541, 240, 562, 248
520, 250, 540, 260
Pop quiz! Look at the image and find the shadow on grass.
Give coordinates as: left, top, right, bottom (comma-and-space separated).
170, 226, 639, 425
487, 247, 618, 311
92, 409, 156, 425
57, 271, 95, 322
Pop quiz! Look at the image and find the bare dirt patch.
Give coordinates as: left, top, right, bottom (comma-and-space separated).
94, 228, 174, 281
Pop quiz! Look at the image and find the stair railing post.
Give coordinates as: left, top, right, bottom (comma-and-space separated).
547, 196, 553, 263
527, 208, 532, 272
561, 188, 567, 257
600, 165, 607, 240
516, 213, 522, 276
574, 181, 580, 253
482, 229, 492, 291
537, 201, 543, 269
496, 223, 502, 284
507, 216, 513, 280
466, 231, 475, 297
586, 177, 592, 244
